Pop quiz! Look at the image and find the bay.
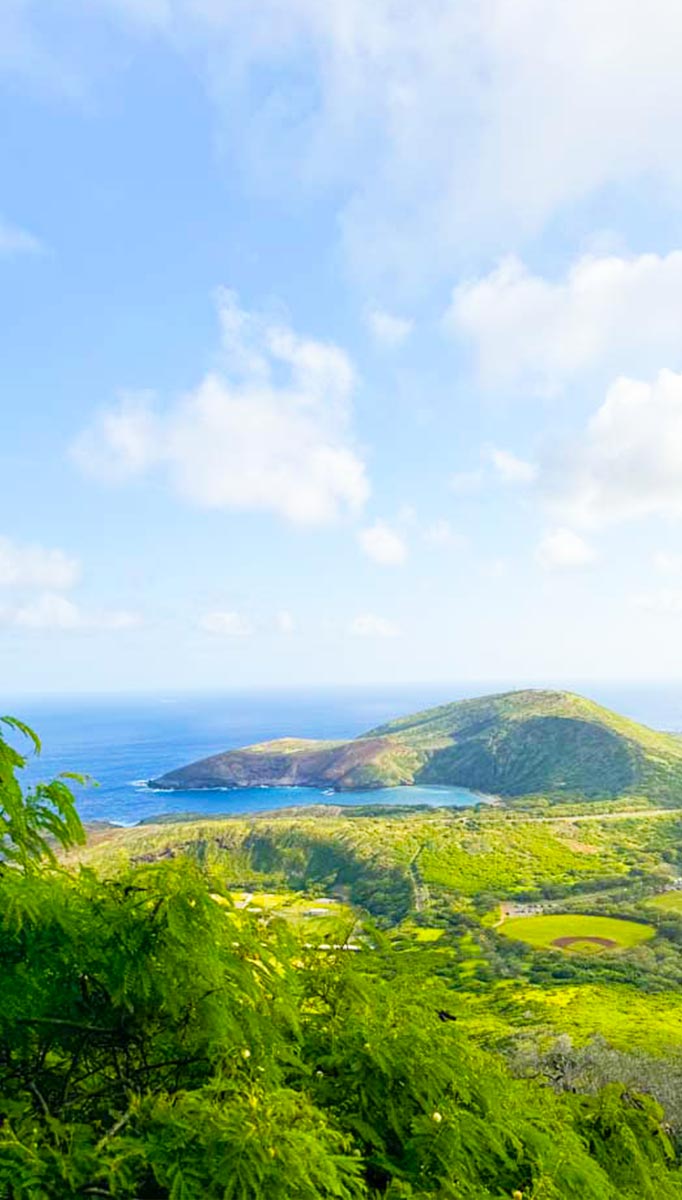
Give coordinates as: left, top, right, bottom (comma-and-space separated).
5, 681, 682, 825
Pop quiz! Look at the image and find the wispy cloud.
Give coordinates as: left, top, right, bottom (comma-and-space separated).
0, 592, 141, 631
487, 447, 537, 485
0, 216, 42, 258
275, 610, 295, 634
0, 536, 79, 590
12, 3, 682, 286
199, 609, 253, 636
422, 519, 466, 549
365, 308, 413, 348
349, 613, 400, 638
632, 589, 682, 614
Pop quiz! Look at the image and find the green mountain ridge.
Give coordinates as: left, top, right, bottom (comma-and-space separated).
152, 688, 682, 801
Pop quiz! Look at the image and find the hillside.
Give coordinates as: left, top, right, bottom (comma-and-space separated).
72, 802, 682, 1053
152, 688, 682, 801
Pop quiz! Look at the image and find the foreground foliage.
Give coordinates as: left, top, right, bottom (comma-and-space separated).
3, 722, 682, 1197
3, 856, 682, 1198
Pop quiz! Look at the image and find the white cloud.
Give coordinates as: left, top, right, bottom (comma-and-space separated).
349, 613, 400, 638
275, 609, 295, 634
537, 528, 597, 569
0, 592, 141, 631
72, 391, 159, 482
16, 2, 682, 285
448, 251, 682, 393
632, 589, 682, 614
358, 519, 407, 566
199, 610, 253, 636
366, 308, 413, 348
487, 447, 537, 485
422, 519, 465, 549
449, 448, 536, 496
449, 470, 484, 496
0, 216, 42, 258
0, 536, 80, 590
203, 0, 682, 284
73, 292, 369, 525
482, 557, 509, 580
654, 551, 682, 574
554, 370, 682, 525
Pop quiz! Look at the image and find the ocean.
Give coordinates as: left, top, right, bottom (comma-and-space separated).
5, 682, 682, 826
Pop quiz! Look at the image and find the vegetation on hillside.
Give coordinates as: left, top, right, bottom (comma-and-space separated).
152, 689, 682, 802
5, 720, 682, 1196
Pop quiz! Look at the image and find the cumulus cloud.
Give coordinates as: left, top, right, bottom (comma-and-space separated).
537, 528, 597, 569
0, 536, 80, 590
552, 370, 682, 525
366, 308, 413, 348
448, 251, 682, 393
199, 610, 253, 636
0, 216, 42, 257
73, 292, 369, 525
0, 593, 141, 631
349, 613, 400, 638
0, 536, 140, 634
358, 520, 407, 566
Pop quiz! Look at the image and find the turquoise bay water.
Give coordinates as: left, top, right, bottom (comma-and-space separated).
6, 683, 682, 825
8, 685, 490, 825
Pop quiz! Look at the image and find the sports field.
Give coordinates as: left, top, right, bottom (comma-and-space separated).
499, 912, 654, 953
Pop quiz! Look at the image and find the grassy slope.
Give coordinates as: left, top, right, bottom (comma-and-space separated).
74, 806, 682, 1058
455, 983, 682, 1055
76, 805, 680, 902
153, 689, 682, 802
369, 689, 682, 799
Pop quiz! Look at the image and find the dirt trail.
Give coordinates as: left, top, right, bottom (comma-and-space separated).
408, 845, 430, 913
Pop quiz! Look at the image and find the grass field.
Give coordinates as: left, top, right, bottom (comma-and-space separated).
647, 890, 682, 914
499, 912, 655, 952
456, 983, 682, 1054
409, 926, 444, 943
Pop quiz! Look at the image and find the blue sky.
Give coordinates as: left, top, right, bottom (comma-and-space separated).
5, 0, 682, 693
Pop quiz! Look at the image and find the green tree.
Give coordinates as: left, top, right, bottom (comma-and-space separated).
0, 716, 84, 869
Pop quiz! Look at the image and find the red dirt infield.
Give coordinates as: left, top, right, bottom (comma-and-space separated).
552, 935, 618, 949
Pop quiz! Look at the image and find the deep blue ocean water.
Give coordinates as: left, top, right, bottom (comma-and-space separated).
5, 682, 682, 826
